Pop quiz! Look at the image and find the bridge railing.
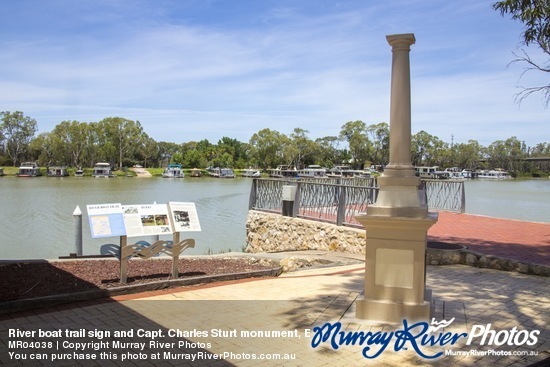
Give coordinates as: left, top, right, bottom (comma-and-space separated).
249, 177, 464, 228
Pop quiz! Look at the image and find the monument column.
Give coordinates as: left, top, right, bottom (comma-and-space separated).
355, 34, 438, 323
386, 34, 414, 175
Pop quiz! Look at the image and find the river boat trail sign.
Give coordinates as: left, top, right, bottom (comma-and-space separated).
86, 202, 201, 283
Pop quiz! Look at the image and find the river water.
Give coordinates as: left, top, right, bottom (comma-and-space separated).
0, 176, 548, 260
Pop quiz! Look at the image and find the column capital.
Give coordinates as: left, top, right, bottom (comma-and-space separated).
386, 33, 416, 50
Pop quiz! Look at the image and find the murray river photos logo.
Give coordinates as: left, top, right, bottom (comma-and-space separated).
310, 318, 540, 359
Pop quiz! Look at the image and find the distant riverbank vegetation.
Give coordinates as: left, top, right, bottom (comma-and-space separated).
1, 111, 548, 177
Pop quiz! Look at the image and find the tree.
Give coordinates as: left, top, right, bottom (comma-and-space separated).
339, 120, 371, 169
51, 120, 89, 167
98, 117, 143, 168
493, 0, 550, 105
411, 131, 448, 166
0, 111, 38, 166
453, 140, 483, 169
136, 134, 158, 168
315, 136, 343, 168
288, 128, 319, 168
29, 132, 56, 166
249, 128, 287, 169
367, 122, 390, 166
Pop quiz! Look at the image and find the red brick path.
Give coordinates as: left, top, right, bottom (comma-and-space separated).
428, 211, 550, 266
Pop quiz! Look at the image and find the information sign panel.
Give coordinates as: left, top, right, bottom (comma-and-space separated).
168, 202, 202, 232
86, 203, 126, 238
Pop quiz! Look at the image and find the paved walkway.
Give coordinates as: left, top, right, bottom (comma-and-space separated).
428, 212, 550, 266
1, 213, 549, 366
1, 264, 548, 366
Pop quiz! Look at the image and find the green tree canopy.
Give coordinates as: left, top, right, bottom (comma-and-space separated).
0, 111, 38, 166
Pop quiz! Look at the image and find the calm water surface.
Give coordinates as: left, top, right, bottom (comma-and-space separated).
0, 177, 548, 260
1, 177, 251, 260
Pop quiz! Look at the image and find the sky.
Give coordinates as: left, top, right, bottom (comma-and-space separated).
0, 0, 548, 147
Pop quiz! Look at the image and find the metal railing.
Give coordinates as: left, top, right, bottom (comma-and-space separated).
421, 179, 465, 214
249, 177, 465, 228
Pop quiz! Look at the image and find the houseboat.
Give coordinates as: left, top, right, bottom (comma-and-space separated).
92, 163, 115, 178
208, 167, 235, 178
242, 168, 261, 178
75, 168, 84, 177
415, 166, 449, 179
47, 166, 69, 177
476, 169, 511, 179
189, 168, 203, 177
17, 162, 42, 177
327, 165, 356, 178
268, 165, 298, 179
162, 163, 184, 178
298, 165, 327, 179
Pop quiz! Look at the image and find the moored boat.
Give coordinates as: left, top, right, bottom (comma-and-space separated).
476, 169, 511, 179
92, 162, 115, 178
47, 166, 69, 177
189, 168, 203, 177
298, 165, 327, 179
208, 167, 235, 178
162, 163, 184, 178
415, 166, 449, 179
268, 165, 298, 178
75, 168, 84, 177
242, 168, 261, 178
327, 165, 355, 178
17, 162, 42, 177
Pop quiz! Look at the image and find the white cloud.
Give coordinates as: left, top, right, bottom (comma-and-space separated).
0, 0, 547, 146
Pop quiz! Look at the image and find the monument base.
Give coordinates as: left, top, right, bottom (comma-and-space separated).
356, 289, 433, 324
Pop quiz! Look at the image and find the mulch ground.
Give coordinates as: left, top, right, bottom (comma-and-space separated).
0, 257, 276, 302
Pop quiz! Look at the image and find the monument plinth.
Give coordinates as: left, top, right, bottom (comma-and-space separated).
355, 33, 438, 323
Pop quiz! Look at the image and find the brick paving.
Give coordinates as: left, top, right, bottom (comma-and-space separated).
428, 212, 550, 266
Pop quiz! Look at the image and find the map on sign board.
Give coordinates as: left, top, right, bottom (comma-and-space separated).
86, 203, 126, 238
168, 202, 202, 232
122, 204, 174, 237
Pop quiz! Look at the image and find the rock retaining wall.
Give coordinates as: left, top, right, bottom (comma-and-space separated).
246, 210, 549, 277
246, 210, 366, 254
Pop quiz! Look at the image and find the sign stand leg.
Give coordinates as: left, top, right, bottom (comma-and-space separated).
120, 235, 128, 284
171, 232, 180, 279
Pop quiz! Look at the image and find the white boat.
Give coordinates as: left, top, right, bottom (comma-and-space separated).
476, 169, 511, 179
415, 166, 449, 179
92, 163, 115, 178
350, 169, 371, 178
268, 165, 298, 178
461, 169, 473, 178
327, 165, 354, 178
47, 166, 69, 177
162, 164, 184, 178
17, 162, 42, 177
298, 165, 327, 178
208, 167, 235, 178
242, 168, 261, 178
75, 168, 84, 177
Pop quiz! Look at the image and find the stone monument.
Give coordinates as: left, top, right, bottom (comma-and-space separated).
355, 33, 438, 323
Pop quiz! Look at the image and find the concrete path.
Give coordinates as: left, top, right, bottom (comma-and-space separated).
1, 262, 548, 366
